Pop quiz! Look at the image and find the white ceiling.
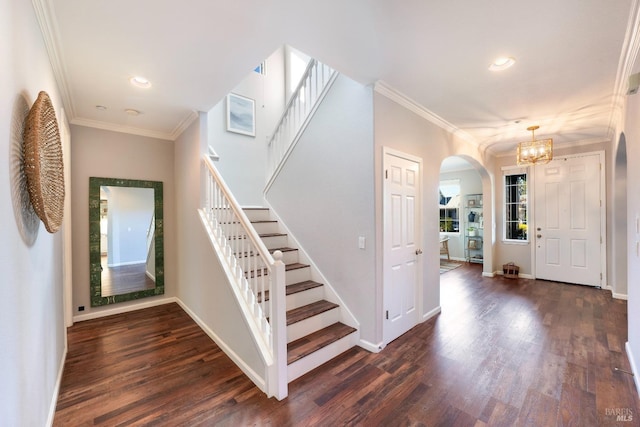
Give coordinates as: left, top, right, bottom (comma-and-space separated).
38, 0, 639, 152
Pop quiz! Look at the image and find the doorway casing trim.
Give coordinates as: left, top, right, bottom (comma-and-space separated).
530, 150, 607, 288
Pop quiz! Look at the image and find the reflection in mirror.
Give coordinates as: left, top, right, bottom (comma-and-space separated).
90, 177, 164, 306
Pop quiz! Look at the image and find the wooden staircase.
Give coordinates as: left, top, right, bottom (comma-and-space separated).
243, 207, 358, 382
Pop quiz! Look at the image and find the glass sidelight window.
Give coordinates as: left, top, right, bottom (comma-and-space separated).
504, 172, 528, 241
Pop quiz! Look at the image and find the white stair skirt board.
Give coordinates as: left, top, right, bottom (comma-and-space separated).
287, 308, 341, 343
288, 332, 359, 382
287, 286, 324, 310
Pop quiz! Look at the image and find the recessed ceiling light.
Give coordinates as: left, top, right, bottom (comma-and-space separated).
125, 108, 141, 116
130, 76, 151, 88
489, 56, 516, 71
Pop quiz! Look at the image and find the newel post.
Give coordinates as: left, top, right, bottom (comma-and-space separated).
269, 250, 288, 400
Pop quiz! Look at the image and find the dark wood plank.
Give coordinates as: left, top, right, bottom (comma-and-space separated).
286, 300, 338, 325
287, 322, 356, 364
54, 263, 640, 426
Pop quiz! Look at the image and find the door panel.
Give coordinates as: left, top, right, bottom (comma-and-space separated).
535, 154, 602, 286
383, 150, 421, 344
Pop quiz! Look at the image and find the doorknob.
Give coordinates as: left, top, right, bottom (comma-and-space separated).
415, 249, 423, 255
537, 234, 542, 238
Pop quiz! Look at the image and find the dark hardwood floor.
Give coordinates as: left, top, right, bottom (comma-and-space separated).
101, 255, 155, 297
54, 263, 639, 426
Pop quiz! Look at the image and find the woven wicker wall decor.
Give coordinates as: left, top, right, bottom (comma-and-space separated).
23, 91, 65, 233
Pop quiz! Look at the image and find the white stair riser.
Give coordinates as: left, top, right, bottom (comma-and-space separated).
278, 250, 299, 265
252, 222, 279, 235
288, 332, 359, 382
286, 267, 311, 285
287, 308, 340, 343
243, 209, 271, 222
286, 286, 324, 311
260, 235, 288, 249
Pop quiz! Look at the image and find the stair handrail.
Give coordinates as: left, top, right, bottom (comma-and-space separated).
199, 155, 287, 399
266, 59, 337, 188
145, 214, 155, 258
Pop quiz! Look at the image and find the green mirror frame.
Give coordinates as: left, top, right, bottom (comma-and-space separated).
89, 177, 165, 307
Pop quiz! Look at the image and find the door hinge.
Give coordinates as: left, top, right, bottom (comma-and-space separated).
385, 170, 388, 179
386, 310, 389, 320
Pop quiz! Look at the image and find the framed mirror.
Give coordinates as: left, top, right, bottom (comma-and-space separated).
89, 177, 164, 306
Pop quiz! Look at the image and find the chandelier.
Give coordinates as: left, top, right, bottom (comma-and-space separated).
516, 125, 553, 166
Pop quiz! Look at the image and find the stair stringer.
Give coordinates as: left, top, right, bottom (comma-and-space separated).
262, 199, 360, 334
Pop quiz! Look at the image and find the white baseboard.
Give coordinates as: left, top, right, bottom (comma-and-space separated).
422, 306, 441, 322
626, 342, 640, 397
174, 299, 267, 394
613, 292, 628, 300
359, 338, 383, 353
107, 260, 146, 268
72, 297, 177, 322
495, 271, 534, 280
47, 341, 68, 427
482, 271, 495, 278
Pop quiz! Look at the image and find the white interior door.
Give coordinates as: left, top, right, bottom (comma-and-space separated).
534, 153, 603, 286
383, 149, 421, 345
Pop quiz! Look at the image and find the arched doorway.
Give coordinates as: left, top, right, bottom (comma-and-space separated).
613, 133, 628, 298
438, 155, 489, 276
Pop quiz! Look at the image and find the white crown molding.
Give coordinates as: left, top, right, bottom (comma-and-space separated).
609, 0, 640, 133
31, 0, 76, 119
32, 0, 198, 142
373, 80, 477, 146
71, 117, 174, 141
170, 110, 199, 140
71, 110, 197, 141
492, 136, 612, 158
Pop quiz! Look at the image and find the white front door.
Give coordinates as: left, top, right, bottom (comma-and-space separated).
383, 149, 421, 345
534, 153, 603, 286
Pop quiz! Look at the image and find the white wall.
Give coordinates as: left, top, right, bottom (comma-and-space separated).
105, 186, 154, 266
70, 126, 176, 317
0, 0, 66, 424
175, 115, 266, 388
266, 75, 377, 344
208, 47, 285, 205
374, 91, 495, 345
623, 88, 640, 389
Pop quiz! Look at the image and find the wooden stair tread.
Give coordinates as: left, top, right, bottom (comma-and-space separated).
285, 263, 309, 271
244, 262, 307, 279
237, 247, 297, 258
287, 280, 323, 295
287, 322, 357, 365
258, 280, 323, 303
269, 247, 297, 253
287, 300, 338, 326
259, 232, 287, 238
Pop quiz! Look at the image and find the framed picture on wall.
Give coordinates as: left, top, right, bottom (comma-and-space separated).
226, 93, 256, 137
